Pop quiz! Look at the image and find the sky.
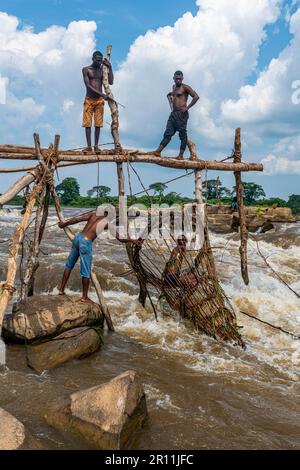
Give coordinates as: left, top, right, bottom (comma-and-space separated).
0, 0, 300, 199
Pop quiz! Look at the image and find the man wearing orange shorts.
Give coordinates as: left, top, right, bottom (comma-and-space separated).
82, 51, 114, 151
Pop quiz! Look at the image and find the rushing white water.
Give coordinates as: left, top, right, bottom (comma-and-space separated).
0, 208, 299, 449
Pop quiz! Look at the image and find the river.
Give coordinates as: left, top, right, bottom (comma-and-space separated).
0, 207, 299, 449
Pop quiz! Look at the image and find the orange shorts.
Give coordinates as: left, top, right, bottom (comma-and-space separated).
82, 97, 104, 128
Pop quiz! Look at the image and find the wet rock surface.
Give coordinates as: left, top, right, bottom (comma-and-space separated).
45, 370, 148, 450
3, 295, 104, 342
27, 326, 103, 373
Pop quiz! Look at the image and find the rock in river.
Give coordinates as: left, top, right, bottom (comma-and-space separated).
2, 295, 104, 343
26, 326, 103, 373
45, 370, 148, 450
0, 408, 42, 450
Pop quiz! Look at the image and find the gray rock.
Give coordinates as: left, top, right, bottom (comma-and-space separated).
3, 295, 104, 343
27, 326, 103, 373
45, 370, 148, 450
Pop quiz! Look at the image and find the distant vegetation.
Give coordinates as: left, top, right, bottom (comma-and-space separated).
4, 177, 300, 215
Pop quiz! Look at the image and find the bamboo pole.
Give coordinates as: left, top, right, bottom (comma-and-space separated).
234, 128, 249, 285
103, 45, 122, 151
51, 187, 115, 332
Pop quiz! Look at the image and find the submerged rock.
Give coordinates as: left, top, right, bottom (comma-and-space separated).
0, 408, 42, 450
27, 326, 103, 373
2, 295, 104, 343
45, 370, 148, 450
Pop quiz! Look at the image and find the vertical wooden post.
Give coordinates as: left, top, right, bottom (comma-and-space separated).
0, 183, 42, 330
103, 45, 122, 151
117, 162, 125, 197
28, 135, 60, 296
234, 128, 249, 285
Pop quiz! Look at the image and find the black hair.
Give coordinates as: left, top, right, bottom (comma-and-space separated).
93, 50, 103, 58
174, 70, 183, 76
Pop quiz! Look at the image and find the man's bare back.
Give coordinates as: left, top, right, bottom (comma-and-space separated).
81, 213, 107, 240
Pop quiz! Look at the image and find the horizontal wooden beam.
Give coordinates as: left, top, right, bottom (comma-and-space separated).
58, 153, 263, 172
0, 152, 263, 172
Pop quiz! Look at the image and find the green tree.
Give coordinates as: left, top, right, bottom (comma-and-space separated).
87, 185, 111, 198
149, 182, 168, 197
288, 194, 300, 214
232, 182, 266, 204
203, 179, 231, 200
56, 177, 80, 205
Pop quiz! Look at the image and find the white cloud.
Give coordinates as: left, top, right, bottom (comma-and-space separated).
0, 12, 97, 145
62, 99, 74, 112
114, 0, 281, 149
261, 134, 300, 174
262, 153, 300, 174
221, 7, 300, 134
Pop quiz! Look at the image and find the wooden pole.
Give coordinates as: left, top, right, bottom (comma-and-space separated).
27, 135, 60, 296
51, 187, 115, 332
103, 45, 122, 151
188, 141, 203, 205
0, 171, 37, 206
0, 180, 44, 331
234, 128, 249, 285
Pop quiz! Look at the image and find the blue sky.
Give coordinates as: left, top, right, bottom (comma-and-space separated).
0, 0, 299, 199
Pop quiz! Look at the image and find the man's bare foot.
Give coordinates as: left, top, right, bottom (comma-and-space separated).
176, 154, 184, 160
94, 146, 99, 152
83, 146, 93, 153
78, 297, 95, 305
58, 291, 65, 296
152, 150, 161, 157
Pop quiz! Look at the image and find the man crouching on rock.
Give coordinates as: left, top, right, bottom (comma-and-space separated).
58, 211, 139, 304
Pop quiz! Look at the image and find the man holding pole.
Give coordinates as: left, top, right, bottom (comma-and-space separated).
82, 51, 114, 151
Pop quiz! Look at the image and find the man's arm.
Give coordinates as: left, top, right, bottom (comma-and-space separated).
82, 68, 108, 99
58, 211, 93, 229
184, 85, 199, 111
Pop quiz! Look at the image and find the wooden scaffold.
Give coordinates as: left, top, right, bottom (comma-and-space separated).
0, 45, 263, 348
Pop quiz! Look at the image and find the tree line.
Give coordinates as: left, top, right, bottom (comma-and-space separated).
4, 176, 300, 215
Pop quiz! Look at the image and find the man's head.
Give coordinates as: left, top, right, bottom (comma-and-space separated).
92, 51, 103, 68
173, 70, 183, 87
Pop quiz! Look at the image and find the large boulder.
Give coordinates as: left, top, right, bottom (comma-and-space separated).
26, 327, 103, 373
0, 408, 42, 450
2, 295, 104, 343
45, 370, 147, 450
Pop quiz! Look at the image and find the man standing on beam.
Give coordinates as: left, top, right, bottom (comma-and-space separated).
154, 71, 199, 160
82, 51, 114, 152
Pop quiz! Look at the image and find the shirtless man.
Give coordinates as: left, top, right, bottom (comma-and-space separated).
82, 51, 114, 151
154, 71, 199, 159
58, 211, 138, 303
